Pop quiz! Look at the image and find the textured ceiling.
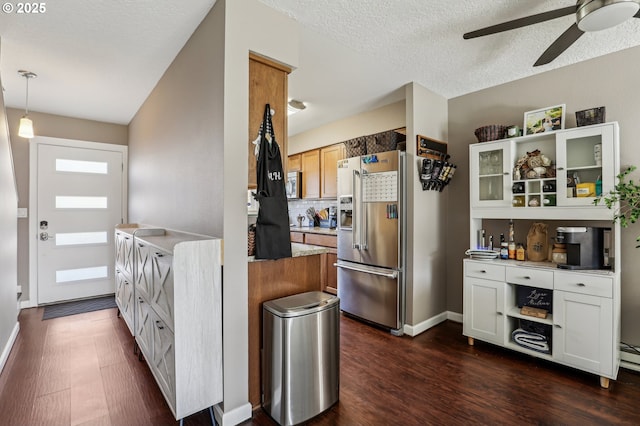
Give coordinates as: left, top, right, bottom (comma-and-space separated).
263, 0, 640, 135
1, 0, 639, 134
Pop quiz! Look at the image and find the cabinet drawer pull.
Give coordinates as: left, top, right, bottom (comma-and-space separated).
557, 167, 564, 171
155, 320, 164, 330
497, 311, 503, 316
554, 324, 562, 329
154, 252, 164, 257
576, 283, 586, 287
521, 276, 531, 280
480, 270, 487, 273
502, 172, 509, 176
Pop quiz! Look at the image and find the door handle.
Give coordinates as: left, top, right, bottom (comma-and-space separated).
39, 232, 54, 241
352, 170, 360, 249
335, 262, 398, 279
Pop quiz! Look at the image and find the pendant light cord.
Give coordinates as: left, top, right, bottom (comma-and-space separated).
24, 76, 29, 115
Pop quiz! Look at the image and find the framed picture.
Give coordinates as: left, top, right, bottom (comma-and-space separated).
524, 104, 565, 136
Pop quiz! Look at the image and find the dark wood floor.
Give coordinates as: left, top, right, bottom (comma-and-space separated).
1, 307, 640, 426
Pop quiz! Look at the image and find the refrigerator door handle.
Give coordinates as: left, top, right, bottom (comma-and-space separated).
352, 170, 360, 249
334, 262, 398, 279
362, 202, 368, 250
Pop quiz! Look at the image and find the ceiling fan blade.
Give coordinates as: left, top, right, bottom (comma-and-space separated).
534, 23, 584, 67
464, 6, 576, 39
635, 9, 640, 18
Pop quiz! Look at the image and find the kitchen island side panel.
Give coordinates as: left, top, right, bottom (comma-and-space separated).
248, 254, 324, 408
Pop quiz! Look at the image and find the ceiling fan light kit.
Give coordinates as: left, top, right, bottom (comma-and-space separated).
577, 0, 640, 31
464, 0, 640, 66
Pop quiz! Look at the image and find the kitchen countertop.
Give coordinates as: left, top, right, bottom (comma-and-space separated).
289, 226, 338, 236
248, 242, 331, 262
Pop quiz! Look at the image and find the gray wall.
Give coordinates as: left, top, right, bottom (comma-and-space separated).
447, 45, 640, 345
7, 108, 128, 304
0, 74, 19, 372
128, 7, 225, 237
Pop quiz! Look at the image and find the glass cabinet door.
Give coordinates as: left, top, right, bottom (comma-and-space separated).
555, 124, 615, 207
470, 141, 512, 207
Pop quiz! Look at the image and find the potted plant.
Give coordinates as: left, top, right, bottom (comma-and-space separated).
594, 166, 640, 246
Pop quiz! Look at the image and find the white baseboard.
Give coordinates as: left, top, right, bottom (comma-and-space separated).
0, 322, 20, 375
404, 311, 448, 336
213, 401, 252, 426
447, 311, 463, 323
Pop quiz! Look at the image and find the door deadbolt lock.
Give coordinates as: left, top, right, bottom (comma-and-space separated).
40, 220, 48, 230
40, 232, 50, 241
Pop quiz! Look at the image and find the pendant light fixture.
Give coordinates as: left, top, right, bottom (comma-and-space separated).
18, 70, 37, 139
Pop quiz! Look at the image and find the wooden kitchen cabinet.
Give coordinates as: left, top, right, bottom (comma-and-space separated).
322, 250, 338, 295
301, 150, 320, 199
320, 143, 344, 198
293, 143, 345, 199
290, 231, 338, 294
288, 153, 301, 172
248, 53, 291, 189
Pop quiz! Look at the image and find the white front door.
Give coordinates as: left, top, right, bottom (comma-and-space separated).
31, 138, 127, 305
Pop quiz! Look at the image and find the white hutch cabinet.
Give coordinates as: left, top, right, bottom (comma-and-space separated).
114, 224, 223, 421
464, 122, 621, 388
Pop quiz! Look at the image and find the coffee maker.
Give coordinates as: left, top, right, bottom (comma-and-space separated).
556, 227, 608, 270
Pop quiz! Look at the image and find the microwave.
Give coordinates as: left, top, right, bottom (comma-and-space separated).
286, 171, 301, 199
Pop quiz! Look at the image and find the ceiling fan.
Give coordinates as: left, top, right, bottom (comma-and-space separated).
463, 0, 640, 66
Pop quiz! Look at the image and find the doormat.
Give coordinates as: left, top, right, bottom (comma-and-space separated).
42, 295, 117, 320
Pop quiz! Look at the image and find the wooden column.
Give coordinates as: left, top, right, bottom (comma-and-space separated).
248, 53, 291, 189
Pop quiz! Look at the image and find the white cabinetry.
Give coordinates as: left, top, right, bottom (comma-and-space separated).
115, 226, 136, 335
463, 260, 619, 387
470, 140, 512, 207
114, 225, 223, 421
464, 122, 621, 388
469, 122, 618, 218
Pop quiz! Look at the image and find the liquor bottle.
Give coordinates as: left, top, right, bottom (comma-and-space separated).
508, 220, 516, 259
499, 233, 508, 259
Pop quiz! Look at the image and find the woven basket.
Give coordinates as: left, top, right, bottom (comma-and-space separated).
248, 225, 256, 256
343, 137, 366, 158
576, 107, 605, 127
474, 125, 507, 142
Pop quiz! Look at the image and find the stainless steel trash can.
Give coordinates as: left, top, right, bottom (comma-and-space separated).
262, 291, 340, 426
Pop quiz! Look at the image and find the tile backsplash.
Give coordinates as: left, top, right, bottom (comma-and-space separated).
288, 199, 337, 226
247, 198, 337, 227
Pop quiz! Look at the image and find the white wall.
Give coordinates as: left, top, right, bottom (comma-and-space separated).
222, 0, 299, 423
0, 71, 20, 373
404, 82, 449, 334
288, 100, 405, 153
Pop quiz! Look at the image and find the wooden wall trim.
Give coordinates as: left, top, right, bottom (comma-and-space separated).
249, 52, 292, 74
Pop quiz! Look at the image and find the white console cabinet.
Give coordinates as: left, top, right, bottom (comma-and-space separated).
464, 122, 621, 388
114, 224, 223, 420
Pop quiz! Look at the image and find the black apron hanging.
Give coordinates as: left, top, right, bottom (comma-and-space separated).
254, 104, 292, 260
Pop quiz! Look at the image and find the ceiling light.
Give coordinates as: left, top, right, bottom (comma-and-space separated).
577, 0, 640, 32
288, 99, 306, 116
18, 70, 37, 139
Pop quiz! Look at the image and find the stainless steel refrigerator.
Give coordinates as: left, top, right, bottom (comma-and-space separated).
336, 150, 405, 335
